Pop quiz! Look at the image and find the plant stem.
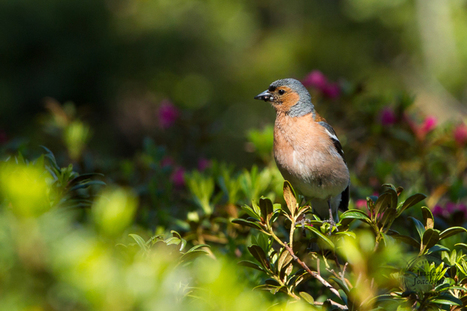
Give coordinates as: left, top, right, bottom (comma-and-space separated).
268, 228, 347, 309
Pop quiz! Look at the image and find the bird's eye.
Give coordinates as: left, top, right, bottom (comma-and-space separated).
278, 89, 285, 95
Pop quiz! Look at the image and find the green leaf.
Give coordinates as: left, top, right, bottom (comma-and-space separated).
283, 180, 297, 216
276, 248, 293, 273
129, 234, 148, 252
232, 218, 262, 230
335, 231, 356, 239
259, 197, 273, 222
421, 229, 440, 255
180, 250, 208, 263
170, 230, 186, 251
340, 209, 372, 224
186, 244, 210, 253
425, 244, 450, 255
431, 296, 462, 306
254, 284, 283, 294
238, 260, 265, 272
305, 226, 335, 250
455, 243, 467, 250
439, 226, 467, 240
374, 193, 392, 219
380, 207, 397, 229
239, 204, 260, 219
329, 276, 350, 295
409, 217, 426, 240
69, 180, 106, 191
397, 193, 426, 216
299, 292, 314, 304
248, 245, 270, 269
386, 230, 420, 248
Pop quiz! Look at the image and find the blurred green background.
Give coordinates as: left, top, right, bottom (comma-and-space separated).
3, 0, 467, 167
3, 1, 467, 309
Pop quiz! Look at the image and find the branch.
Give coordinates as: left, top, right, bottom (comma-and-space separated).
282, 243, 348, 310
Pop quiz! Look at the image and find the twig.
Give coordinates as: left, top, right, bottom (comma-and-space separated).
282, 243, 348, 310
313, 299, 349, 310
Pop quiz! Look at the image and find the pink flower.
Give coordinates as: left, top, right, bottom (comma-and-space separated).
302, 70, 328, 89
420, 116, 437, 134
405, 114, 437, 141
197, 158, 211, 171
157, 100, 179, 129
446, 202, 457, 214
432, 203, 467, 219
458, 203, 467, 217
356, 199, 367, 209
379, 107, 397, 126
322, 83, 341, 99
432, 205, 446, 218
170, 167, 185, 188
453, 123, 467, 146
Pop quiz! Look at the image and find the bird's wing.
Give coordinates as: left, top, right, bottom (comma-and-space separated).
339, 184, 350, 211
317, 121, 345, 161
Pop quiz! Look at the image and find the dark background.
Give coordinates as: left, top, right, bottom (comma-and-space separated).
2, 0, 467, 167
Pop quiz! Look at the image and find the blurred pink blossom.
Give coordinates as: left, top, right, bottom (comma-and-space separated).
432, 205, 446, 218
197, 158, 211, 171
322, 83, 341, 99
302, 70, 341, 99
379, 107, 397, 126
432, 202, 467, 219
355, 199, 367, 209
405, 114, 437, 141
158, 100, 179, 129
420, 116, 437, 134
453, 123, 467, 146
171, 167, 185, 187
302, 70, 327, 89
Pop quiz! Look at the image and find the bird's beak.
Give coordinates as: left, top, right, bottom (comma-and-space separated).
254, 90, 273, 102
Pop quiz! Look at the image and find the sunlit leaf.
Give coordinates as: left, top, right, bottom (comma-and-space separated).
232, 218, 262, 230
283, 180, 297, 216
129, 233, 148, 252
421, 206, 434, 230
305, 226, 335, 250
276, 248, 293, 273
239, 204, 260, 219
299, 291, 314, 304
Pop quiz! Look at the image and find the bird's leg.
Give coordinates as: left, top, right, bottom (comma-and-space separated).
297, 214, 310, 237
324, 198, 338, 234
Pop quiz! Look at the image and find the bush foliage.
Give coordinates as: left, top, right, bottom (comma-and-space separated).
1, 70, 467, 310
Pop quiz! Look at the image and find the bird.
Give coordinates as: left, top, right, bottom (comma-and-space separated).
254, 78, 349, 226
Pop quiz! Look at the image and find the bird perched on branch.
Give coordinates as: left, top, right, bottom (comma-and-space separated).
254, 78, 349, 225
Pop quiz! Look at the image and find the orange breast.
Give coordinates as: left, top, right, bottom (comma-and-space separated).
273, 112, 349, 200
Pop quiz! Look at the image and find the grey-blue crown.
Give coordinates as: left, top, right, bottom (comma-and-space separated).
270, 78, 314, 117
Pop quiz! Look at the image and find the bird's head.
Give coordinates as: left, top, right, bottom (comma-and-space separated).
254, 78, 314, 117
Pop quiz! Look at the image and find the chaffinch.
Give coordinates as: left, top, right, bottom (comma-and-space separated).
254, 78, 350, 225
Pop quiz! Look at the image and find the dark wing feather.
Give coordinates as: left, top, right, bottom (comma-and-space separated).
339, 184, 350, 211
317, 121, 345, 161
318, 121, 349, 211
